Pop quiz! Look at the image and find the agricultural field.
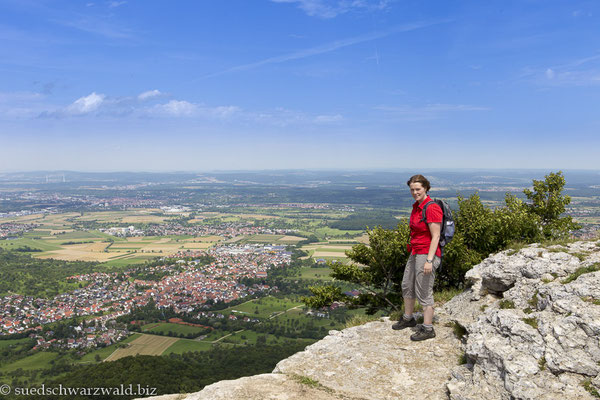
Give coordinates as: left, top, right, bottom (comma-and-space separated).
297, 267, 334, 281
104, 333, 178, 361
220, 296, 303, 319
300, 242, 354, 262
73, 210, 181, 224
235, 234, 305, 245
219, 330, 315, 347
575, 216, 600, 224
0, 350, 58, 373
199, 329, 237, 343
142, 322, 209, 337
162, 339, 216, 354
0, 210, 224, 264
0, 337, 31, 350
77, 333, 143, 364
1, 206, 371, 265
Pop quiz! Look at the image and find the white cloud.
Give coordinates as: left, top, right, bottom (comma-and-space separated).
206, 106, 241, 118
150, 101, 242, 118
272, 0, 391, 19
108, 1, 127, 8
66, 92, 105, 115
57, 17, 132, 39
572, 10, 592, 17
240, 107, 345, 127
138, 89, 163, 100
0, 92, 47, 118
155, 100, 197, 116
375, 103, 490, 121
522, 54, 600, 87
24, 90, 336, 126
0, 91, 43, 103
314, 114, 343, 123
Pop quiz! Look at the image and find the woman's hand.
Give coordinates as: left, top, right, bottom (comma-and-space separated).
424, 261, 433, 274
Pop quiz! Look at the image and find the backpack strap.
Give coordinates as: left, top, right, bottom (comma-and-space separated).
421, 201, 433, 224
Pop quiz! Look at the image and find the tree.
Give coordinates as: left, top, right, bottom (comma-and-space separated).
524, 171, 580, 239
303, 224, 410, 314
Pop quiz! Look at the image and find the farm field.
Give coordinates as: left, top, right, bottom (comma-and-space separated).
190, 212, 279, 224
142, 322, 209, 337
300, 242, 353, 262
575, 216, 600, 224
297, 267, 333, 281
0, 210, 224, 264
199, 329, 237, 343
271, 307, 369, 330
104, 334, 178, 361
236, 234, 305, 244
73, 210, 181, 224
0, 338, 31, 350
220, 296, 303, 319
219, 330, 315, 346
77, 333, 143, 363
1, 207, 370, 266
0, 350, 58, 373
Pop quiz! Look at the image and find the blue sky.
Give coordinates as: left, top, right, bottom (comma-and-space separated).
1, 0, 599, 171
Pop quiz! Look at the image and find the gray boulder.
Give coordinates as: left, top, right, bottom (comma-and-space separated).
445, 241, 600, 400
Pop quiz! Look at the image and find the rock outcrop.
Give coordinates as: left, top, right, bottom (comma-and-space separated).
142, 240, 600, 400
445, 240, 600, 400
145, 317, 463, 400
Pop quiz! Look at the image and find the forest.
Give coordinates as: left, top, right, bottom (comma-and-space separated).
0, 249, 102, 298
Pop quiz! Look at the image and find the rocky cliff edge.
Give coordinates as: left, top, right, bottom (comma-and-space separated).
142, 240, 600, 400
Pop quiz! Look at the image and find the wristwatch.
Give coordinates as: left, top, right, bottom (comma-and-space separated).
426, 258, 433, 263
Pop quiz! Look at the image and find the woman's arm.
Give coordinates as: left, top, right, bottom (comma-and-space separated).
424, 222, 441, 274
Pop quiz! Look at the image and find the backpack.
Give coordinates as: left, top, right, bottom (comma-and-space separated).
421, 199, 455, 255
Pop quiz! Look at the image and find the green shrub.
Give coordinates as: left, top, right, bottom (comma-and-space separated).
499, 299, 515, 309
451, 321, 467, 340
538, 357, 546, 371
581, 296, 600, 306
344, 314, 381, 328
528, 291, 539, 309
562, 263, 600, 284
582, 378, 600, 398
522, 317, 538, 329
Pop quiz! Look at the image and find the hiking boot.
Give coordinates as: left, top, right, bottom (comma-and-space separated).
410, 325, 436, 341
392, 318, 417, 330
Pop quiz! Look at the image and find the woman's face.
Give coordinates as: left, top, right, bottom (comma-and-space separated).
409, 182, 427, 204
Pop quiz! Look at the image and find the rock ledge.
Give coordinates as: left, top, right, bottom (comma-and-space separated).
141, 240, 600, 400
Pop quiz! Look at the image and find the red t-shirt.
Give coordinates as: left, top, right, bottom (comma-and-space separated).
408, 196, 443, 257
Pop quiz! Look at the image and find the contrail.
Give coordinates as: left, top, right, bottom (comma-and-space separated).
198, 19, 450, 80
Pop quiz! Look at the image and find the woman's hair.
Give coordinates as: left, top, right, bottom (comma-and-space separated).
406, 174, 431, 192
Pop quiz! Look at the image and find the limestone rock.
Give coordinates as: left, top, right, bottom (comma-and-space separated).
273, 317, 462, 400
142, 317, 462, 400
185, 374, 345, 400
446, 241, 600, 400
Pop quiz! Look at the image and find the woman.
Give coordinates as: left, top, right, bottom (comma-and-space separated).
392, 174, 442, 341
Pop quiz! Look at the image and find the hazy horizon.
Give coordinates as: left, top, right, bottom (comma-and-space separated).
2, 167, 600, 174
